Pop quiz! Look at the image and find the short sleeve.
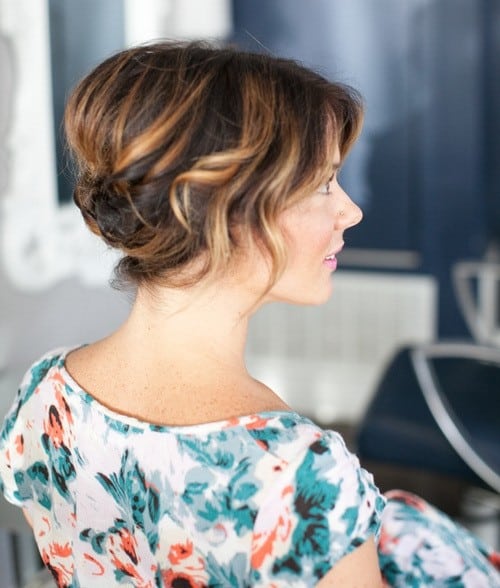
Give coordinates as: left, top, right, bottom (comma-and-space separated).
0, 351, 61, 508
250, 430, 386, 587
0, 389, 28, 507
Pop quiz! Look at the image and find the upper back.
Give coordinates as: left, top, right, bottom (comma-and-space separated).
0, 348, 384, 587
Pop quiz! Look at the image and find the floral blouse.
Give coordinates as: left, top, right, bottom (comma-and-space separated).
2, 347, 499, 587
0, 347, 385, 587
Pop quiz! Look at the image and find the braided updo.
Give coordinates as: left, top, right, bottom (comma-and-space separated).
64, 41, 363, 288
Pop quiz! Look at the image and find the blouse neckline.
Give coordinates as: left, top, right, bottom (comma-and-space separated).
56, 345, 300, 435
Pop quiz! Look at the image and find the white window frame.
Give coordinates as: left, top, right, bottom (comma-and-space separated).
0, 0, 231, 292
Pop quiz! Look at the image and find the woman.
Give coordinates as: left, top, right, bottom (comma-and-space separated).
0, 42, 498, 587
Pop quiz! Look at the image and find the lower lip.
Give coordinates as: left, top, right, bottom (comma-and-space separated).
323, 257, 337, 270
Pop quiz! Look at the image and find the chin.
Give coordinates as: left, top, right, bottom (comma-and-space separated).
307, 289, 334, 306
267, 275, 334, 306
281, 286, 334, 307
304, 278, 335, 306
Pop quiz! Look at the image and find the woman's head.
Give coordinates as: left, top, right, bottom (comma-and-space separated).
65, 41, 363, 290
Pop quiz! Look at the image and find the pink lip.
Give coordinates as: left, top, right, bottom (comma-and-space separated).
323, 243, 343, 271
323, 256, 338, 270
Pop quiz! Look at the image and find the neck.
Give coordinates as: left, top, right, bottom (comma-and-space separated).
110, 279, 255, 378
69, 266, 290, 425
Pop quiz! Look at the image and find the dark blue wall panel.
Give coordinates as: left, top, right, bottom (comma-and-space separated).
233, 0, 497, 337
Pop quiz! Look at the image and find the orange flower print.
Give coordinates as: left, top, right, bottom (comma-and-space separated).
109, 552, 144, 585
169, 540, 194, 565
223, 414, 271, 429
41, 543, 74, 587
50, 542, 72, 558
14, 434, 24, 454
489, 551, 500, 570
162, 569, 206, 587
83, 552, 106, 576
251, 485, 293, 569
385, 489, 426, 512
377, 525, 400, 555
245, 416, 271, 430
110, 527, 139, 565
38, 516, 51, 539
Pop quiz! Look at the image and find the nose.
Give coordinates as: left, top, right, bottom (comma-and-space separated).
335, 191, 363, 230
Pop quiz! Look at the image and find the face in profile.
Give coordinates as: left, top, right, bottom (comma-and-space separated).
65, 42, 364, 295
265, 147, 363, 306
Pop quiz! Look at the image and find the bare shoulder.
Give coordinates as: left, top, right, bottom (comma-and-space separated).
65, 341, 99, 372
64, 340, 290, 426
63, 339, 139, 416
64, 340, 117, 392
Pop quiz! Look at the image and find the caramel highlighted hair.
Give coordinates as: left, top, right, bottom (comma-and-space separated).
65, 41, 363, 289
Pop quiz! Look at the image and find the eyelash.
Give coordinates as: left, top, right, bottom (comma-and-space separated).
319, 182, 332, 195
318, 172, 336, 195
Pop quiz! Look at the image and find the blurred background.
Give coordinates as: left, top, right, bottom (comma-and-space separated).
0, 0, 499, 586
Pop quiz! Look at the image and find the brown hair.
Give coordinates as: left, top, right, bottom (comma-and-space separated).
65, 41, 363, 289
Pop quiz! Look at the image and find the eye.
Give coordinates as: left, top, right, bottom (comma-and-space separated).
317, 181, 333, 195
317, 171, 336, 195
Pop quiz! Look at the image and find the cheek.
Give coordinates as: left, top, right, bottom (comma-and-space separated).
285, 225, 332, 268
315, 223, 335, 248
280, 204, 334, 262
305, 221, 334, 254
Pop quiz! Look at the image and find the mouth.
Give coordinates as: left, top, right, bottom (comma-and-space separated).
323, 255, 337, 270
323, 244, 343, 270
